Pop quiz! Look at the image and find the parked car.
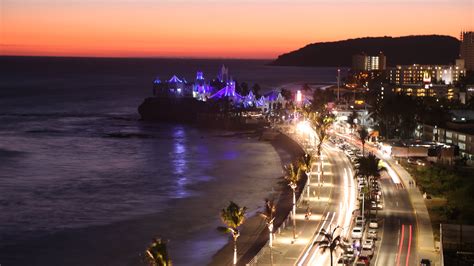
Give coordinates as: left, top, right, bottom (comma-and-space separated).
357, 255, 370, 265
361, 247, 374, 257
420, 259, 431, 266
369, 220, 378, 229
367, 229, 378, 239
362, 239, 374, 249
355, 215, 365, 224
371, 201, 383, 210
351, 227, 363, 239
416, 159, 426, 166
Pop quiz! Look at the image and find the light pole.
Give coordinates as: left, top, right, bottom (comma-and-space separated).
337, 69, 341, 102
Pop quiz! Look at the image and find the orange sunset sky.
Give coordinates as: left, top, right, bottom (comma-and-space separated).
1, 0, 472, 59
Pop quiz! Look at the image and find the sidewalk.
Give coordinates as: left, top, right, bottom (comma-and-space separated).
248, 153, 334, 265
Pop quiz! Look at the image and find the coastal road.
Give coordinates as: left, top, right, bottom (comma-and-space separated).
335, 132, 419, 266
297, 142, 357, 266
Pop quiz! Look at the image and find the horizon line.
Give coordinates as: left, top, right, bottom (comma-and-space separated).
0, 54, 274, 61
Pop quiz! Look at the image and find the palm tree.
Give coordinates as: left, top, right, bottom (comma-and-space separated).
358, 127, 369, 156
347, 110, 358, 133
313, 226, 346, 266
258, 199, 276, 247
309, 112, 334, 158
145, 238, 172, 266
301, 153, 314, 198
284, 162, 301, 239
355, 153, 385, 217
309, 111, 334, 191
218, 201, 247, 265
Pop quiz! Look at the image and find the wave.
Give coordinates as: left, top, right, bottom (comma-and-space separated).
104, 132, 156, 139
0, 112, 137, 121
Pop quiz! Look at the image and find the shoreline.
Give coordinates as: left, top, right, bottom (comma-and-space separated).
209, 130, 306, 266
0, 127, 288, 266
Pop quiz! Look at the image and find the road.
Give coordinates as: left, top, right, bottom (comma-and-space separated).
336, 132, 420, 266
374, 171, 417, 266
298, 142, 356, 266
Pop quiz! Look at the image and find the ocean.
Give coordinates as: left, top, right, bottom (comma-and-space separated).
0, 56, 341, 265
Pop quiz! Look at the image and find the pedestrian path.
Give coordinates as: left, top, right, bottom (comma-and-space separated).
248, 152, 335, 265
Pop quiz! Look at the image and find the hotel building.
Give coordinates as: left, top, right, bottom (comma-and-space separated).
388, 60, 466, 85
352, 52, 387, 71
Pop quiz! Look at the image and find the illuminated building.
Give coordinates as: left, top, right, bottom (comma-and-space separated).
391, 84, 459, 100
388, 60, 465, 85
422, 110, 474, 160
152, 66, 288, 112
352, 52, 386, 71
460, 31, 474, 71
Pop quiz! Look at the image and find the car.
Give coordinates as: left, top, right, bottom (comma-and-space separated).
369, 220, 378, 229
356, 255, 370, 265
362, 239, 374, 249
420, 259, 431, 266
343, 248, 355, 261
371, 201, 383, 210
351, 227, 363, 239
416, 159, 426, 166
355, 215, 365, 224
358, 192, 364, 200
367, 229, 378, 239
361, 247, 374, 257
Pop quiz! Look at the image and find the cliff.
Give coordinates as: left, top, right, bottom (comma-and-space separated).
271, 35, 460, 67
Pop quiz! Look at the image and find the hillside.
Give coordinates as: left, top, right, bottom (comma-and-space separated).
271, 35, 460, 67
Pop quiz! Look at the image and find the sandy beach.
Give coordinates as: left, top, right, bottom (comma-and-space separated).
209, 131, 306, 266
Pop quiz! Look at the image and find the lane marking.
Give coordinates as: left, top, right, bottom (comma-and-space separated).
396, 224, 405, 266
298, 212, 331, 265
406, 225, 413, 266
309, 212, 336, 265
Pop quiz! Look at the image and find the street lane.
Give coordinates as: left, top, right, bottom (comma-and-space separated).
334, 132, 419, 266
373, 172, 418, 266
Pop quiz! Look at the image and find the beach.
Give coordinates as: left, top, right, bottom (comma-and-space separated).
209, 131, 306, 266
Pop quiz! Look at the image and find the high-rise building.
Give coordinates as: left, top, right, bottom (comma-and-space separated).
388, 60, 465, 85
461, 31, 474, 71
352, 52, 386, 71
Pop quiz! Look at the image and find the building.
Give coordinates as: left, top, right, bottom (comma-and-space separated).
460, 31, 474, 71
388, 60, 466, 85
422, 110, 474, 160
391, 84, 459, 100
352, 52, 386, 71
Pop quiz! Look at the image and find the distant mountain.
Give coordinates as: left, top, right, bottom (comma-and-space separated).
271, 35, 460, 67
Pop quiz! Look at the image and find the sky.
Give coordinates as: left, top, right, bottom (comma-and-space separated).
1, 0, 473, 59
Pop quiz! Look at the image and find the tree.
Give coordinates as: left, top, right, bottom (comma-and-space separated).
300, 153, 314, 198
284, 162, 301, 239
309, 111, 335, 158
258, 199, 276, 248
355, 154, 384, 217
358, 127, 369, 156
281, 88, 293, 101
302, 83, 311, 92
347, 110, 358, 133
145, 238, 172, 266
252, 83, 262, 97
240, 82, 250, 95
218, 201, 247, 265
313, 226, 345, 266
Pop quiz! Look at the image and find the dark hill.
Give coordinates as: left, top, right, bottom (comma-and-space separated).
272, 35, 460, 67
